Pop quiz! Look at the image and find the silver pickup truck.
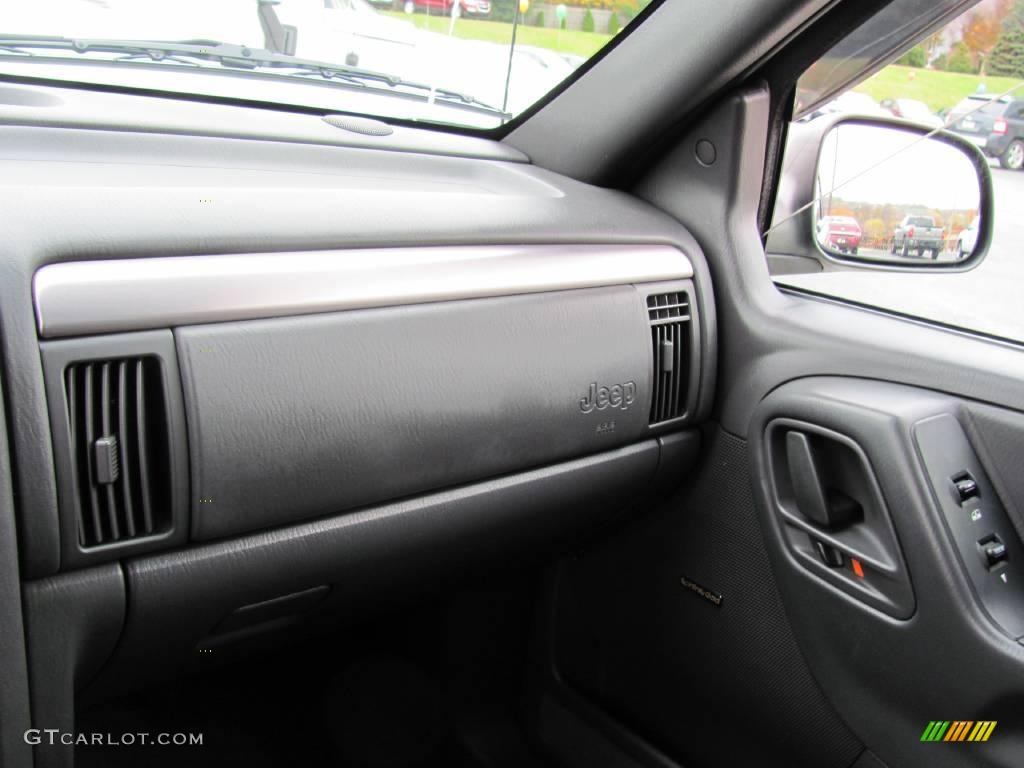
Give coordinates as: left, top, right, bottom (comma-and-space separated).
891, 215, 944, 259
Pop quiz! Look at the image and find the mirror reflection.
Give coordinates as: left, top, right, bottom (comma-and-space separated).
814, 123, 982, 263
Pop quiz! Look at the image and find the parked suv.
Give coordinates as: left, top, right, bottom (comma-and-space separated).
948, 94, 1024, 171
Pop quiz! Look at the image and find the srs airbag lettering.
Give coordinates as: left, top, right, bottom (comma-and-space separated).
680, 575, 723, 607
579, 381, 637, 414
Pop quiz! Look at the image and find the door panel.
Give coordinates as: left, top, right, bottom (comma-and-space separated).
621, 85, 1024, 767
750, 378, 1024, 767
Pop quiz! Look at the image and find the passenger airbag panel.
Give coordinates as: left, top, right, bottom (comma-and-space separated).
176, 286, 653, 540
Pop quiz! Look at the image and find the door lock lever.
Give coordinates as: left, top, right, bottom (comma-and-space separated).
814, 539, 845, 567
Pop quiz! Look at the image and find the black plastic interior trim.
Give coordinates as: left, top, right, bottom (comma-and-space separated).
80, 439, 665, 701
753, 0, 914, 235
22, 564, 125, 768
0, 373, 33, 768
775, 285, 1024, 354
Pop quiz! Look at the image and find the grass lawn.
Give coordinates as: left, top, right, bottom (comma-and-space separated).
381, 11, 614, 58
854, 65, 1024, 113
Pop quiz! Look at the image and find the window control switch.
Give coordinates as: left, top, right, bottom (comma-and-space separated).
980, 535, 1008, 570
953, 472, 979, 504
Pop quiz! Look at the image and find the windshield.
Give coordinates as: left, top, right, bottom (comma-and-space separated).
0, 0, 645, 129
895, 99, 929, 117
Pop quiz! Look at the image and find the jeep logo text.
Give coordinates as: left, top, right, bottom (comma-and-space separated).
579, 381, 637, 414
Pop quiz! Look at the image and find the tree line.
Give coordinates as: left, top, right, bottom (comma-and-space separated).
897, 0, 1024, 77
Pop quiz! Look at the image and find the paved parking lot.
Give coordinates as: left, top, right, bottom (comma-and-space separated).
778, 166, 1024, 342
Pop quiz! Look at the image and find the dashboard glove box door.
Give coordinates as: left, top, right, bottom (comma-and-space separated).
176, 286, 653, 540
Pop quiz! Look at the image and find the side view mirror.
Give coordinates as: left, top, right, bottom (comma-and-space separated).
282, 25, 298, 57
766, 116, 994, 274
258, 0, 299, 57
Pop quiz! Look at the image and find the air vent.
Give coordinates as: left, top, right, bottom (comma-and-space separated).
64, 357, 172, 547
648, 292, 691, 424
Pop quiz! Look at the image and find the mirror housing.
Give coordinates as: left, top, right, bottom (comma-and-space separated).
258, 0, 298, 57
282, 25, 298, 57
766, 115, 994, 275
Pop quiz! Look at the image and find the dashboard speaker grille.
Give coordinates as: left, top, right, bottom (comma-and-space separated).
64, 357, 171, 547
648, 292, 691, 424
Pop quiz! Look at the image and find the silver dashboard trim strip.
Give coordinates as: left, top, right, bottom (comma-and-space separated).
34, 245, 692, 338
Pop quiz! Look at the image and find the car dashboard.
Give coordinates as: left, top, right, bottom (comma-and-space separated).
0, 79, 716, 768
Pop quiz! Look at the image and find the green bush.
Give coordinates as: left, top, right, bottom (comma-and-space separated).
533, 10, 544, 26
947, 41, 975, 74
896, 46, 926, 68
488, 0, 517, 23
582, 8, 595, 32
560, 16, 567, 29
948, 56, 975, 74
607, 11, 619, 34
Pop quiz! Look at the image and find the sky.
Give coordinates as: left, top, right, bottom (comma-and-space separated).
817, 123, 982, 211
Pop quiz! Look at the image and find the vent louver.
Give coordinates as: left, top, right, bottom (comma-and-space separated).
64, 357, 172, 547
648, 292, 691, 424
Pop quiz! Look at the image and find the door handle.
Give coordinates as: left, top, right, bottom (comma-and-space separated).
785, 430, 860, 528
759, 410, 915, 620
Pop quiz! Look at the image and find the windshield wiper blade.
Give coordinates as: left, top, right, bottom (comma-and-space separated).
0, 35, 509, 118
0, 35, 398, 78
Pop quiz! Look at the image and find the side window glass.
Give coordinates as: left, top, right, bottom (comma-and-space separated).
767, 0, 1024, 343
